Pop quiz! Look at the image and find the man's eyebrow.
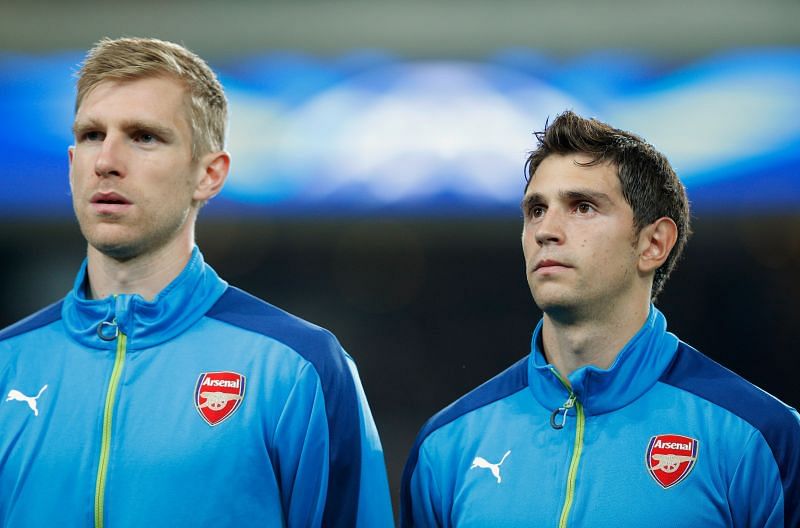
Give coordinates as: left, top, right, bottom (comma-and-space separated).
72, 118, 101, 137
119, 119, 177, 141
72, 118, 177, 141
521, 189, 613, 210
560, 189, 613, 205
520, 192, 546, 210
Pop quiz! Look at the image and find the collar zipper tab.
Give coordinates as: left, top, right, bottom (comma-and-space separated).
551, 393, 577, 430
97, 319, 119, 341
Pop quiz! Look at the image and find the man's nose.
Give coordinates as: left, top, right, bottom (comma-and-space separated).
534, 209, 565, 246
94, 134, 125, 178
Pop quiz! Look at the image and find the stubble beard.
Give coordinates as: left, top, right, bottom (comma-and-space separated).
530, 282, 589, 325
529, 267, 623, 325
79, 206, 193, 263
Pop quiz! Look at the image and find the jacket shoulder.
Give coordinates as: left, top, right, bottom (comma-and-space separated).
401, 355, 529, 518
417, 355, 529, 444
660, 341, 800, 524
660, 342, 799, 436
0, 300, 63, 343
205, 286, 343, 362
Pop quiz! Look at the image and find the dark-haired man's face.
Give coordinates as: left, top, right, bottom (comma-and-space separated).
521, 153, 641, 316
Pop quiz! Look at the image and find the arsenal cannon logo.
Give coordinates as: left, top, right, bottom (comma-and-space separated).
195, 371, 246, 426
646, 434, 699, 489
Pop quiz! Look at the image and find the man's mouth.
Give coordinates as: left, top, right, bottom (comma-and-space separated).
534, 259, 571, 271
91, 192, 130, 205
90, 192, 132, 215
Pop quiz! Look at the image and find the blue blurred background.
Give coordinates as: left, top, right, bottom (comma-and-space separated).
1, 0, 799, 513
3, 48, 800, 216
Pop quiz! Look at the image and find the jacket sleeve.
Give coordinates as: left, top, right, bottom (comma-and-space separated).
727, 408, 800, 528
272, 353, 394, 528
345, 355, 396, 527
401, 440, 445, 528
271, 362, 328, 527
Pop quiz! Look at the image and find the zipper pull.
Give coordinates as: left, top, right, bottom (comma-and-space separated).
97, 318, 119, 341
550, 393, 576, 430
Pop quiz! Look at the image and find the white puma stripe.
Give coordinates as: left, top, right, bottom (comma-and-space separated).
6, 385, 48, 416
470, 450, 511, 483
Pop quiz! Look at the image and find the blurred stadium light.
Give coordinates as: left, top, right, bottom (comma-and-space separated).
2, 48, 799, 217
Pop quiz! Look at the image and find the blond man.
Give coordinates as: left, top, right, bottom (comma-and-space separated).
0, 37, 393, 527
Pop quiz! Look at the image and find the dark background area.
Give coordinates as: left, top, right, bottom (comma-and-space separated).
2, 214, 798, 510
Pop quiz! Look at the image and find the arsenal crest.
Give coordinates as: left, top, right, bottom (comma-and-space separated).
194, 371, 246, 426
646, 434, 699, 489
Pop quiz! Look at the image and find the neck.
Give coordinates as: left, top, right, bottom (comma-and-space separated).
86, 230, 195, 302
540, 294, 651, 382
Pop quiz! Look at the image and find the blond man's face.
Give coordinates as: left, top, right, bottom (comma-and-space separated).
69, 76, 204, 260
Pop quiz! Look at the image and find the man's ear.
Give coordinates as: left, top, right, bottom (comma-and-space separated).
637, 217, 678, 274
193, 151, 230, 203
68, 146, 75, 192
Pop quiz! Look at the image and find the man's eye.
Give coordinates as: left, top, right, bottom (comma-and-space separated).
577, 203, 595, 214
136, 133, 157, 144
83, 131, 104, 142
531, 206, 546, 218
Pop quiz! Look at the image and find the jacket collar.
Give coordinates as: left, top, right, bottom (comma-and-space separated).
527, 306, 679, 416
62, 247, 228, 350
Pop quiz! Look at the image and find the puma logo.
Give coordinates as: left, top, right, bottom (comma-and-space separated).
470, 450, 511, 483
6, 385, 48, 416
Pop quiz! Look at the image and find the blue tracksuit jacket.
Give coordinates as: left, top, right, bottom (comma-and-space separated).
401, 307, 800, 527
0, 248, 394, 527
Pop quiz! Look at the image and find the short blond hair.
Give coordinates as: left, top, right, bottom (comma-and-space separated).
75, 37, 227, 158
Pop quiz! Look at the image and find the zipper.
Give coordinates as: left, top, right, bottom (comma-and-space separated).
549, 368, 586, 528
94, 325, 127, 528
558, 398, 584, 528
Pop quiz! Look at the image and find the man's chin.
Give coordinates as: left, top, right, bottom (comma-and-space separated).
80, 222, 144, 261
87, 239, 141, 262
531, 289, 582, 315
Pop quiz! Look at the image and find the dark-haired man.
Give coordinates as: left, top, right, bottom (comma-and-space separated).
401, 111, 799, 527
0, 37, 393, 527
